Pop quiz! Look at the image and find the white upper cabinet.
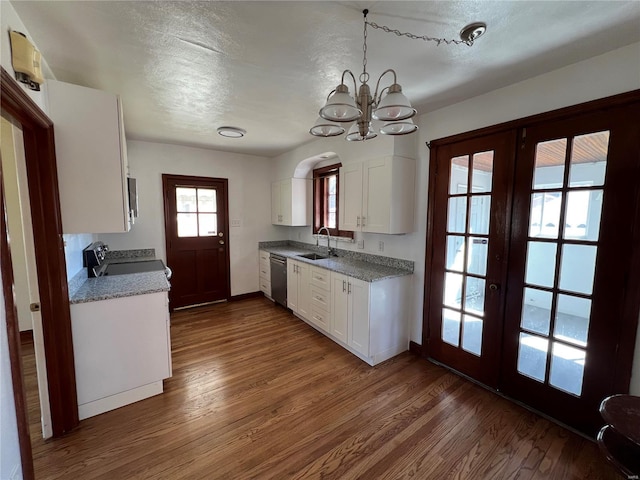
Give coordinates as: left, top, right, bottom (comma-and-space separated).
271, 178, 311, 226
46, 80, 130, 234
339, 156, 415, 234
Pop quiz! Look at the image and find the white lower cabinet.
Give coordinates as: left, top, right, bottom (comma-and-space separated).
306, 268, 410, 366
259, 250, 272, 298
70, 292, 172, 420
287, 259, 310, 319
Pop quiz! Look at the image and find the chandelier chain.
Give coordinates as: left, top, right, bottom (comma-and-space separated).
366, 20, 473, 46
361, 12, 370, 84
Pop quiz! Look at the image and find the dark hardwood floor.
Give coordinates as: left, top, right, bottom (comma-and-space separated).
22, 297, 618, 479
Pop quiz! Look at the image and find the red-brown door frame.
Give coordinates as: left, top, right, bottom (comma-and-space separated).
1, 67, 79, 442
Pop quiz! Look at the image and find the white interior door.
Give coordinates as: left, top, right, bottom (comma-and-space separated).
0, 117, 52, 438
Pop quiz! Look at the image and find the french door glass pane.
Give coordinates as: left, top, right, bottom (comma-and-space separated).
467, 238, 488, 276
569, 131, 609, 187
517, 333, 548, 382
444, 272, 463, 309
529, 192, 561, 238
533, 138, 567, 189
446, 236, 465, 272
462, 314, 483, 356
559, 244, 596, 295
554, 295, 591, 347
471, 151, 493, 193
442, 308, 461, 346
521, 287, 552, 335
469, 195, 491, 235
176, 187, 197, 213
525, 241, 557, 288
198, 214, 218, 236
197, 188, 217, 212
464, 277, 485, 316
449, 155, 469, 194
177, 213, 197, 237
564, 189, 603, 241
549, 342, 585, 396
447, 197, 467, 233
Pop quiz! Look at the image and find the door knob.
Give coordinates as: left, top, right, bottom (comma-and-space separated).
219, 240, 225, 245
489, 283, 499, 291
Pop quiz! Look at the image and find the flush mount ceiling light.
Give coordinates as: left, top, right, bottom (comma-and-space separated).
217, 126, 246, 138
310, 9, 486, 141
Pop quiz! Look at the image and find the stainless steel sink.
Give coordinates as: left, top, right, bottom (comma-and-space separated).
298, 253, 328, 261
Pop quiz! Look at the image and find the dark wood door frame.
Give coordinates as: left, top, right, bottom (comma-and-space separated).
1, 67, 79, 439
423, 89, 640, 396
162, 174, 231, 309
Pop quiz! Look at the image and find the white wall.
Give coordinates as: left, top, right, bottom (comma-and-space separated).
99, 140, 284, 296
0, 262, 23, 480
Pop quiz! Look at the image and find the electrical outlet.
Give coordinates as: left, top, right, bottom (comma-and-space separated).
297, 232, 301, 240
358, 239, 364, 249
378, 241, 384, 252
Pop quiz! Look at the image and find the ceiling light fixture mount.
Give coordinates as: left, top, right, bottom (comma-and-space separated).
217, 126, 246, 138
310, 9, 486, 141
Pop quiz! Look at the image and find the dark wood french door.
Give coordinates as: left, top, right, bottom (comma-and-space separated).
163, 174, 230, 310
426, 97, 640, 435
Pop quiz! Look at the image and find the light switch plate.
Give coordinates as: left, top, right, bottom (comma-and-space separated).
231, 219, 242, 227
358, 240, 364, 249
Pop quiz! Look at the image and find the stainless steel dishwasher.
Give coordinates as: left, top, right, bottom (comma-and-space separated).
270, 254, 287, 308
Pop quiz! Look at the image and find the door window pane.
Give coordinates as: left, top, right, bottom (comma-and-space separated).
446, 236, 465, 272
442, 308, 461, 347
443, 272, 463, 309
197, 188, 217, 212
449, 156, 469, 194
517, 333, 549, 382
471, 151, 493, 193
533, 139, 567, 189
467, 237, 488, 276
549, 342, 585, 396
569, 131, 609, 187
529, 192, 561, 238
564, 190, 603, 241
177, 213, 197, 237
462, 314, 483, 356
521, 288, 552, 335
559, 244, 596, 295
447, 197, 467, 233
464, 277, 485, 316
554, 295, 591, 347
176, 187, 197, 212
525, 241, 557, 288
469, 195, 491, 235
198, 214, 218, 237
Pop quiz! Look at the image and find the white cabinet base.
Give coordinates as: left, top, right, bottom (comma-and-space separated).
78, 381, 163, 420
293, 313, 407, 366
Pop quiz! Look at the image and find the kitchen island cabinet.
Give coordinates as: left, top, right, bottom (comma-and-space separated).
70, 291, 171, 420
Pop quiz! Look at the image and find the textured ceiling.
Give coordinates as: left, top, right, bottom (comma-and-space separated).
10, 1, 640, 157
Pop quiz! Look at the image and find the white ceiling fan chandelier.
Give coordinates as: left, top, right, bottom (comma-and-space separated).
310, 9, 486, 141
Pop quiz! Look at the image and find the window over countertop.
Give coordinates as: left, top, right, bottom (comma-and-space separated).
313, 163, 353, 239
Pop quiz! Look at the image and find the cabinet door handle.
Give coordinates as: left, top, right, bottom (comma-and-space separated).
357, 216, 360, 227
361, 216, 366, 227
348, 282, 351, 294
342, 280, 346, 292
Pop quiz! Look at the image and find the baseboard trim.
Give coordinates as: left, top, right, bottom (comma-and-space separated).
409, 341, 422, 357
229, 291, 263, 302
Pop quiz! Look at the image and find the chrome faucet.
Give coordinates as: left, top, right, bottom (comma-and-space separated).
317, 226, 333, 257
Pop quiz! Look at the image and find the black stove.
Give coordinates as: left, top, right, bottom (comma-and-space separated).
102, 260, 167, 276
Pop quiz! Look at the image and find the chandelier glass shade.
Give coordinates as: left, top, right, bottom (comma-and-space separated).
310, 9, 485, 142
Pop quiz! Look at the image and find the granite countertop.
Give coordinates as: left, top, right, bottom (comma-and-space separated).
259, 243, 413, 282
69, 250, 170, 304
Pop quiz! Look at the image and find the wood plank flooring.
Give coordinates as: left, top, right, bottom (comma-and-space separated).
22, 297, 619, 479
